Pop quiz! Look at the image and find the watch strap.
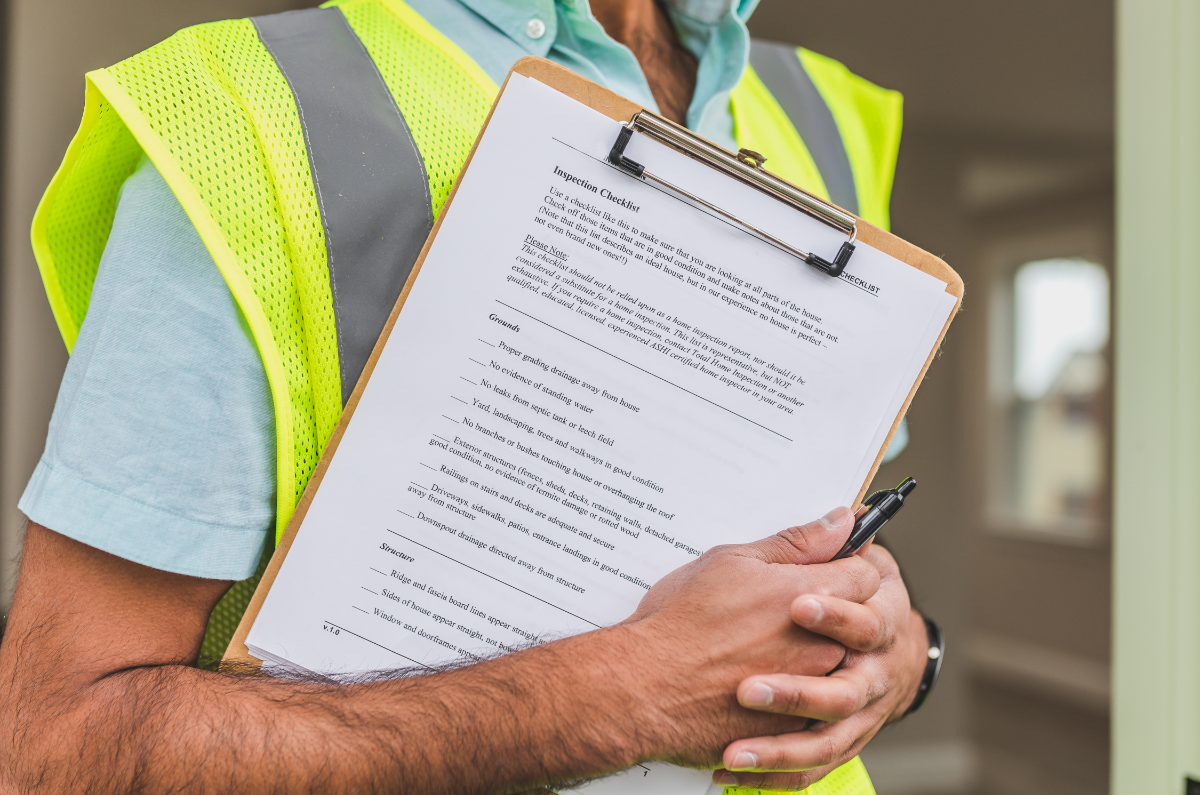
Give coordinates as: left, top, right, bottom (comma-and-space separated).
903, 615, 943, 717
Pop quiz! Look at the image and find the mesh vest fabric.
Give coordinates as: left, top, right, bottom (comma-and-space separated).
730, 756, 875, 795
32, 6, 891, 794
797, 48, 902, 231
30, 0, 498, 660
730, 47, 902, 231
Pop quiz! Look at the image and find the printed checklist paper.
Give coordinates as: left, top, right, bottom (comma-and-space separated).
245, 73, 957, 794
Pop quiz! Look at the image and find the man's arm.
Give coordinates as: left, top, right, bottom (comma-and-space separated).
0, 511, 904, 794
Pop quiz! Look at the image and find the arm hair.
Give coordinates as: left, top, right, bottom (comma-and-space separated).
0, 525, 649, 795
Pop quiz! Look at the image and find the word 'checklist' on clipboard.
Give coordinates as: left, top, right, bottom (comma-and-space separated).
226, 57, 962, 795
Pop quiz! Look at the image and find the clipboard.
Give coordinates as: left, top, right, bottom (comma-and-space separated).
224, 56, 963, 669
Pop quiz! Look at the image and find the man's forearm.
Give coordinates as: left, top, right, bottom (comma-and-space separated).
5, 627, 649, 795
4, 519, 921, 794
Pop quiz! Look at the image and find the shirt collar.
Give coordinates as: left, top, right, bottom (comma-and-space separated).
454, 0, 759, 57
669, 0, 758, 26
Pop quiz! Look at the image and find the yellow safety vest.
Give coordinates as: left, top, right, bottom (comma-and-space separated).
31, 3, 901, 792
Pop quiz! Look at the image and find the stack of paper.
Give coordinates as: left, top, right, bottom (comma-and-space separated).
244, 73, 957, 794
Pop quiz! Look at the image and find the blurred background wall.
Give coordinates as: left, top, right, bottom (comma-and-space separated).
747, 3, 1114, 794
0, 2, 1114, 794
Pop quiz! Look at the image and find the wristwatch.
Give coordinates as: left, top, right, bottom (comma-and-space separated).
903, 615, 943, 717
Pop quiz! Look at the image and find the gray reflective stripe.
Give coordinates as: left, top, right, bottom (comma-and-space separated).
253, 8, 434, 406
749, 40, 858, 215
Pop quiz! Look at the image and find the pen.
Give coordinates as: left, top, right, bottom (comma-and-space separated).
831, 477, 916, 561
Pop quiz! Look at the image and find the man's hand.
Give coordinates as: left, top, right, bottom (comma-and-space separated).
616, 507, 884, 767
710, 544, 930, 791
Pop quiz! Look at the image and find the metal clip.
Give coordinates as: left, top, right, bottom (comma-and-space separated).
606, 112, 857, 277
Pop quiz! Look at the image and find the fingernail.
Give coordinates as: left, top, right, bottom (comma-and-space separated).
795, 597, 824, 623
818, 506, 849, 531
730, 751, 759, 771
742, 682, 774, 707
714, 771, 739, 785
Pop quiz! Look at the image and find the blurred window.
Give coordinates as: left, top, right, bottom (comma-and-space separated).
992, 257, 1110, 540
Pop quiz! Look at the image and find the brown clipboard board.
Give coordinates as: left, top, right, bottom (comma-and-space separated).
223, 56, 964, 669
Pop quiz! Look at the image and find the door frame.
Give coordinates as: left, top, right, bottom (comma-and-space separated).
1113, 0, 1200, 790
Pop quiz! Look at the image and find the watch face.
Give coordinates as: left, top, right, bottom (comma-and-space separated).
925, 617, 944, 686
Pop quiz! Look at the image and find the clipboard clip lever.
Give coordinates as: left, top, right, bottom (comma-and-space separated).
608, 113, 858, 277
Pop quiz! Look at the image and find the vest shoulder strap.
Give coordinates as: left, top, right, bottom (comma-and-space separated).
729, 61, 831, 205
797, 47, 903, 230
732, 42, 902, 231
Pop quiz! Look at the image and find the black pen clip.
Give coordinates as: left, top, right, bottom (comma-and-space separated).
832, 477, 916, 560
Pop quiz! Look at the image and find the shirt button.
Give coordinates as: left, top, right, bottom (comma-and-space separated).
526, 18, 547, 39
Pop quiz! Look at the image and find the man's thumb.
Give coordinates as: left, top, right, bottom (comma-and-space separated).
746, 507, 855, 565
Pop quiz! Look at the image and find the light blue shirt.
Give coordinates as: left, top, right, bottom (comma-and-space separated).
21, 158, 277, 579
20, 0, 764, 580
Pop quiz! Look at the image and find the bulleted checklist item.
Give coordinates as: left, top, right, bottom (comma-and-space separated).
244, 72, 958, 794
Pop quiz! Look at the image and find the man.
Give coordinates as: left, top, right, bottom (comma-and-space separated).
0, 0, 933, 791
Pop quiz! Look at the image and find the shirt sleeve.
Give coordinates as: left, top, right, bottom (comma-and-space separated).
19, 156, 276, 580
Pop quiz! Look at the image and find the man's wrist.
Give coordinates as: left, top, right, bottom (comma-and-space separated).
591, 616, 732, 767
888, 609, 932, 722
405, 623, 659, 790
586, 620, 681, 765
543, 622, 667, 770
902, 615, 943, 718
